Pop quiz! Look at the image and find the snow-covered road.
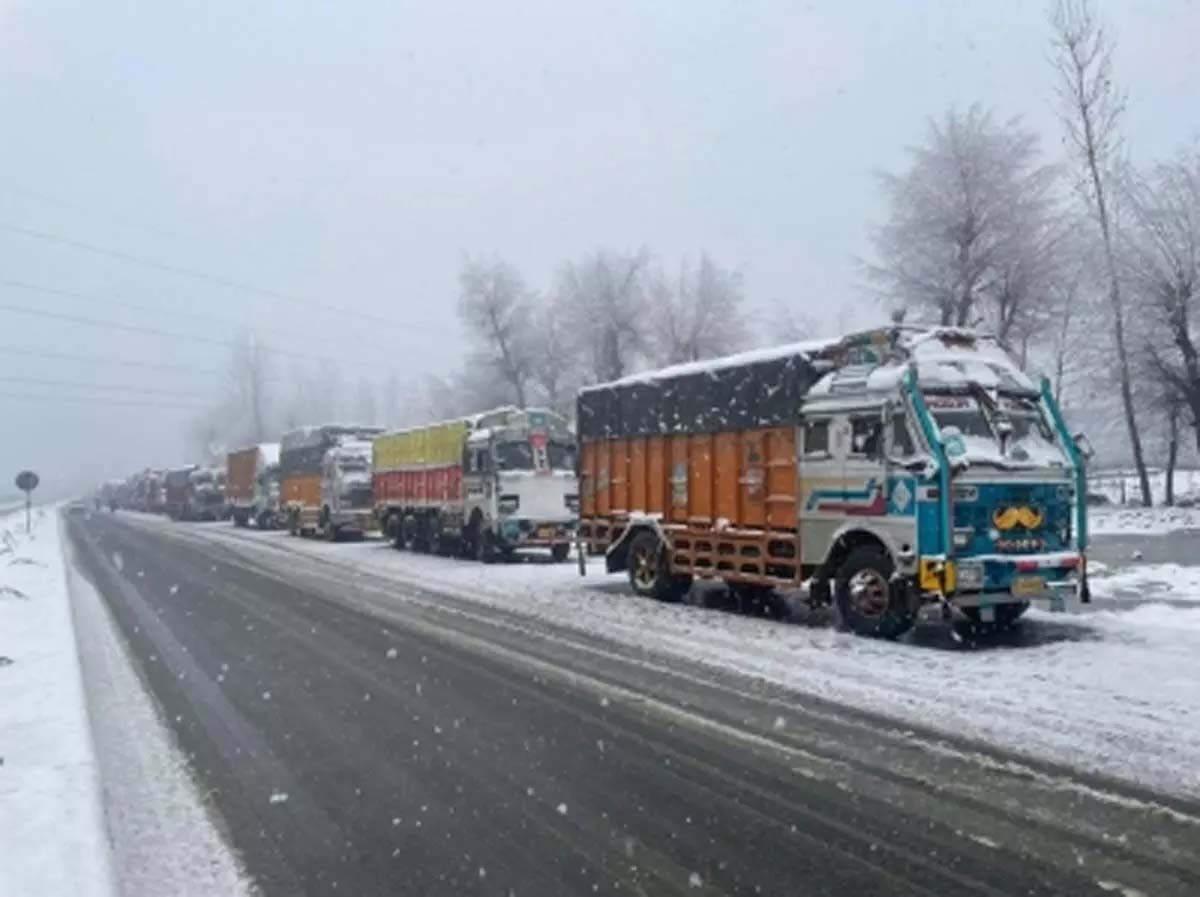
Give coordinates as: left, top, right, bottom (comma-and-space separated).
117, 511, 1200, 803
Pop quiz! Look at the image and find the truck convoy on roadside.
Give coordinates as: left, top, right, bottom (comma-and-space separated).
89, 325, 1091, 640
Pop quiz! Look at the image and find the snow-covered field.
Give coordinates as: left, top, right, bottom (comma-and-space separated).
1088, 467, 1200, 507
143, 515, 1200, 802
0, 507, 247, 897
0, 507, 114, 897
1090, 504, 1200, 535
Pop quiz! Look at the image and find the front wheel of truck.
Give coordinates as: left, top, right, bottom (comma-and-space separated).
627, 531, 689, 602
834, 546, 914, 640
551, 543, 570, 563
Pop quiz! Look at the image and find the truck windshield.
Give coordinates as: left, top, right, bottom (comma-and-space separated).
1000, 398, 1067, 465
924, 392, 1066, 467
337, 457, 369, 473
548, 442, 576, 471
495, 441, 535, 470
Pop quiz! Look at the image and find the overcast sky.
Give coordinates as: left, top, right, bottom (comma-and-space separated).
2, 0, 1198, 497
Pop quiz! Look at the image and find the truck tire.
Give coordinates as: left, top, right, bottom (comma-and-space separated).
834, 545, 914, 639
627, 531, 689, 602
551, 543, 570, 563
477, 528, 497, 564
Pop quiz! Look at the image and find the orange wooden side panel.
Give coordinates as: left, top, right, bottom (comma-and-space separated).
282, 474, 321, 509
646, 437, 666, 515
581, 441, 596, 518
688, 434, 713, 524
764, 427, 797, 530
629, 438, 647, 513
714, 432, 739, 526
610, 438, 628, 515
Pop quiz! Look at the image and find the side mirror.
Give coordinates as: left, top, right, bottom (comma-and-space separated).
1072, 432, 1095, 461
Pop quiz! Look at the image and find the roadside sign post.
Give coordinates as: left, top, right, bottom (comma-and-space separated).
14, 470, 39, 534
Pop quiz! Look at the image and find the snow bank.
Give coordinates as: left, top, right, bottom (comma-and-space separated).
1088, 562, 1200, 602
1089, 504, 1200, 535
0, 507, 115, 897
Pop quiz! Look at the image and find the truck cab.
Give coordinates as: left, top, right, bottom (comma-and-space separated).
319, 440, 376, 540
798, 328, 1088, 637
463, 408, 578, 561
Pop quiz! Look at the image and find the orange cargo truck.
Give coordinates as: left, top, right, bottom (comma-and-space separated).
280, 424, 383, 538
577, 327, 1091, 640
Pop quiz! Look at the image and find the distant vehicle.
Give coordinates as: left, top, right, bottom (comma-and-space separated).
163, 466, 198, 520
373, 406, 578, 562
577, 327, 1091, 638
280, 425, 384, 540
226, 443, 281, 528
189, 467, 226, 521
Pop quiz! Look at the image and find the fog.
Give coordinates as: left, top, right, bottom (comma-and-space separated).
2, 0, 1198, 499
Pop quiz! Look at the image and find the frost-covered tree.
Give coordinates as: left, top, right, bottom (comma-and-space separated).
1123, 150, 1200, 454
528, 292, 581, 414
558, 247, 652, 382
867, 105, 1060, 338
651, 253, 750, 364
1049, 0, 1151, 504
457, 254, 534, 407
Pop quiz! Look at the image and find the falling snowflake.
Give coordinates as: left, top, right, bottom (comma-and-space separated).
169, 584, 179, 595
556, 803, 568, 815
269, 791, 289, 804
773, 716, 786, 731
689, 872, 703, 888
262, 691, 272, 701
386, 647, 398, 659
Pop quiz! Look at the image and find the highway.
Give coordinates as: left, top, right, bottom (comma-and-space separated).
64, 512, 1200, 897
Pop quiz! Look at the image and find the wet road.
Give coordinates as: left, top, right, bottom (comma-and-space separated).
64, 513, 1200, 897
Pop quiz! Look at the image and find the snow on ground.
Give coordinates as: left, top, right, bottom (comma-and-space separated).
64, 530, 252, 897
1089, 505, 1200, 535
1088, 468, 1200, 507
139, 515, 1200, 801
0, 506, 249, 897
1088, 560, 1200, 602
0, 507, 115, 897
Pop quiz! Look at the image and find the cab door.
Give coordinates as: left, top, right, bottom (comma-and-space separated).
797, 414, 842, 565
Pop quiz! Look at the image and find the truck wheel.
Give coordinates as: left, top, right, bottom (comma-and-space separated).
551, 543, 570, 563
477, 529, 497, 564
834, 546, 914, 639
627, 531, 689, 602
325, 523, 339, 542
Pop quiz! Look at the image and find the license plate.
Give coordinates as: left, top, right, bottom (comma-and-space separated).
538, 526, 557, 539
1012, 575, 1045, 597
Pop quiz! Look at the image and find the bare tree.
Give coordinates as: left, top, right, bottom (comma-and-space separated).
559, 247, 652, 382
652, 253, 750, 364
867, 105, 1060, 337
1049, 0, 1152, 505
458, 254, 534, 406
1122, 150, 1200, 454
528, 292, 581, 413
229, 333, 271, 443
353, 377, 378, 424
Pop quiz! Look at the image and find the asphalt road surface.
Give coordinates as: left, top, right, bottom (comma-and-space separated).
64, 513, 1200, 897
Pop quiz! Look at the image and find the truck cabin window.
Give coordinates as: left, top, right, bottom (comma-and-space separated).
925, 395, 994, 440
849, 415, 882, 459
803, 419, 830, 458
337, 457, 369, 473
494, 441, 536, 471
547, 442, 576, 471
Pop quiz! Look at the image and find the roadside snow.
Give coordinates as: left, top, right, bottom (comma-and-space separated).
1088, 561, 1200, 602
132, 516, 1200, 801
1090, 505, 1200, 535
0, 507, 115, 897
64, 536, 252, 897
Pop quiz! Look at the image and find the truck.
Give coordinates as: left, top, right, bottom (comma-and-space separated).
576, 326, 1091, 639
280, 425, 383, 540
163, 466, 197, 519
225, 443, 281, 528
373, 406, 578, 562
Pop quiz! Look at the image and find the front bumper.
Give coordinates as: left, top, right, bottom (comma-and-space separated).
919, 552, 1083, 612
498, 518, 574, 547
331, 509, 376, 532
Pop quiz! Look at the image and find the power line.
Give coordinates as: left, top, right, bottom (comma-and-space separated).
0, 374, 206, 399
0, 344, 223, 376
0, 276, 417, 360
0, 298, 403, 373
0, 220, 429, 333
0, 390, 207, 410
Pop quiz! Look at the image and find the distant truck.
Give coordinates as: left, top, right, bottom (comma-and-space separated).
577, 327, 1091, 638
163, 465, 224, 521
280, 425, 383, 540
226, 443, 281, 528
373, 406, 578, 562
164, 466, 197, 520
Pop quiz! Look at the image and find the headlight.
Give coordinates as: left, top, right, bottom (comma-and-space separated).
952, 527, 974, 549
957, 562, 984, 590
498, 495, 520, 515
